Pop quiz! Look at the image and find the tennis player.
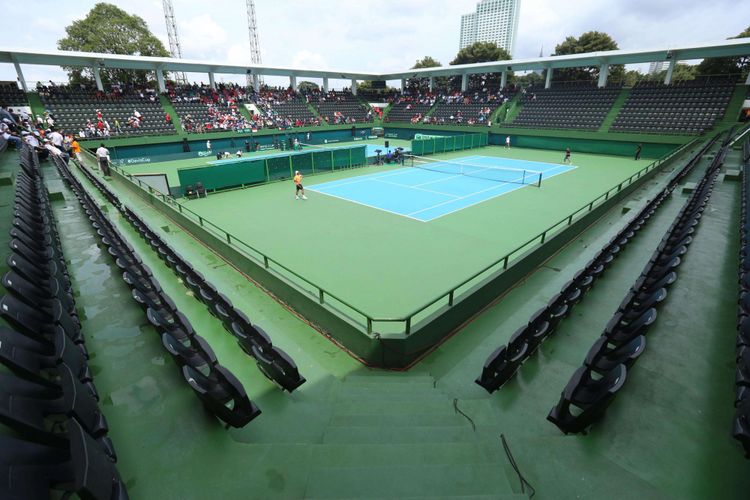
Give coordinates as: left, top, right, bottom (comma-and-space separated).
294, 171, 307, 200
563, 147, 571, 164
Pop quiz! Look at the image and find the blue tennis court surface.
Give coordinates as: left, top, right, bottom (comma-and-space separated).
307, 155, 576, 222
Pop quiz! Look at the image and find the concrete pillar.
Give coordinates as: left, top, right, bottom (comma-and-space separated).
208, 72, 216, 90
93, 66, 104, 91
290, 75, 297, 89
323, 77, 329, 92
252, 74, 260, 91
664, 59, 677, 85
461, 74, 468, 92
156, 68, 166, 93
597, 64, 609, 88
13, 61, 27, 92
351, 79, 357, 96
745, 71, 750, 85
501, 71, 507, 89
400, 78, 406, 92
545, 67, 553, 89
429, 76, 435, 92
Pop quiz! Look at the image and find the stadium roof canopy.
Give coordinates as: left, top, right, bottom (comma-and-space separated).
1, 37, 749, 89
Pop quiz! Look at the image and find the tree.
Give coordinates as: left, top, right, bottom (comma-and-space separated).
298, 81, 319, 92
695, 26, 750, 79
407, 56, 447, 92
551, 31, 623, 83
644, 63, 698, 83
412, 56, 442, 69
58, 3, 170, 86
449, 42, 513, 91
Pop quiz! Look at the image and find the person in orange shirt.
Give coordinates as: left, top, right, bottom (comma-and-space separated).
70, 137, 81, 160
293, 170, 307, 200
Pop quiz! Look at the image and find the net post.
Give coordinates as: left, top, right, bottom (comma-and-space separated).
522, 170, 526, 185
288, 154, 293, 178
536, 172, 542, 188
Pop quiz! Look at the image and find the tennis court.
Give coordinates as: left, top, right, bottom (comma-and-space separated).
308, 155, 576, 221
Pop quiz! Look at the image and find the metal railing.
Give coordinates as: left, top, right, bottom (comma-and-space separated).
95, 139, 697, 338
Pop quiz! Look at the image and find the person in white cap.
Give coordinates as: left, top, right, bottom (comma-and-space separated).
293, 170, 307, 200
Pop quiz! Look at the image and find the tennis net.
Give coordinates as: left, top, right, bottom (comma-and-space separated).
407, 155, 543, 187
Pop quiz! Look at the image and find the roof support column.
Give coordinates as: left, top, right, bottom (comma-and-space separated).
13, 60, 27, 92
155, 67, 166, 93
323, 77, 329, 92
545, 67, 553, 89
400, 78, 405, 92
351, 79, 357, 96
290, 75, 297, 90
208, 72, 216, 90
252, 74, 260, 91
664, 58, 677, 85
429, 76, 434, 92
597, 63, 609, 88
746, 71, 750, 85
93, 66, 104, 91
461, 74, 468, 92
501, 71, 507, 89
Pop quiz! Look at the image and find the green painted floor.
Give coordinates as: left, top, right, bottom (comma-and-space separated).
2, 139, 747, 499
166, 146, 653, 328
118, 138, 412, 187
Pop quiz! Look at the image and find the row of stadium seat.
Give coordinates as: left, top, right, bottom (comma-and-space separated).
74, 161, 305, 393
52, 155, 262, 427
0, 144, 128, 499
475, 136, 716, 393
547, 130, 731, 434
734, 138, 750, 458
512, 85, 621, 131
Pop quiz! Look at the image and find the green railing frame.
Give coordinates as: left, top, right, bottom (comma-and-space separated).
89, 138, 698, 339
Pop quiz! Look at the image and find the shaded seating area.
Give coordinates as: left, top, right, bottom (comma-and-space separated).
0, 144, 128, 499
52, 155, 262, 427
611, 80, 734, 134
476, 135, 717, 395
74, 160, 306, 393
511, 83, 621, 130
734, 137, 750, 458
311, 91, 372, 123
548, 129, 732, 434
0, 81, 29, 107
39, 87, 174, 137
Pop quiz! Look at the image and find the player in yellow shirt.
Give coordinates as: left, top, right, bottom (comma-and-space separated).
293, 171, 307, 200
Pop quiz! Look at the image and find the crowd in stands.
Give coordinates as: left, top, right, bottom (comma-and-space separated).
38, 82, 174, 138
167, 82, 252, 133
1, 102, 81, 164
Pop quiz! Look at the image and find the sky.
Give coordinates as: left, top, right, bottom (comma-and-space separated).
2, 0, 748, 88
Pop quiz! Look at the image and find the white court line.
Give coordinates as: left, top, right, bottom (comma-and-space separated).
307, 188, 425, 222
407, 178, 523, 216
419, 164, 577, 221
309, 167, 415, 191
373, 178, 459, 198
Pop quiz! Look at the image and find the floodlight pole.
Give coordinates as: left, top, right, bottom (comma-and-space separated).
246, 0, 263, 88
162, 0, 188, 85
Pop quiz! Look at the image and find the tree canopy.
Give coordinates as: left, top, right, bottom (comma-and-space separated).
551, 31, 623, 82
695, 25, 750, 78
450, 42, 511, 65
412, 56, 442, 69
297, 81, 319, 92
58, 3, 170, 86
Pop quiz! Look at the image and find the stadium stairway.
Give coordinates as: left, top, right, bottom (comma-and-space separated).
304, 372, 527, 499
712, 83, 747, 131
598, 87, 631, 132
502, 94, 523, 124
25, 91, 46, 119
159, 94, 182, 132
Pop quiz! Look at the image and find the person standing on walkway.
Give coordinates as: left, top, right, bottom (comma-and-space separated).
505, 135, 511, 149
635, 144, 642, 161
206, 139, 212, 152
96, 143, 111, 176
563, 147, 571, 164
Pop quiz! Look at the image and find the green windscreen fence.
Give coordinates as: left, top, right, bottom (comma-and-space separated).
177, 145, 368, 196
411, 133, 488, 156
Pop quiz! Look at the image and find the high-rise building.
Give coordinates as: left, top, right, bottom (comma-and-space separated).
459, 0, 522, 56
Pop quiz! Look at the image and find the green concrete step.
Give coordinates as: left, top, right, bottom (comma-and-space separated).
322, 425, 494, 444
343, 373, 436, 385
310, 442, 503, 467
328, 413, 469, 428
599, 87, 631, 132
304, 463, 515, 498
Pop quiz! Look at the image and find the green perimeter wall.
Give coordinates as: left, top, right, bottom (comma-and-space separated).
94, 123, 685, 166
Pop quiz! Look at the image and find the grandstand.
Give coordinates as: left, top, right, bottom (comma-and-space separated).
1, 33, 750, 500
